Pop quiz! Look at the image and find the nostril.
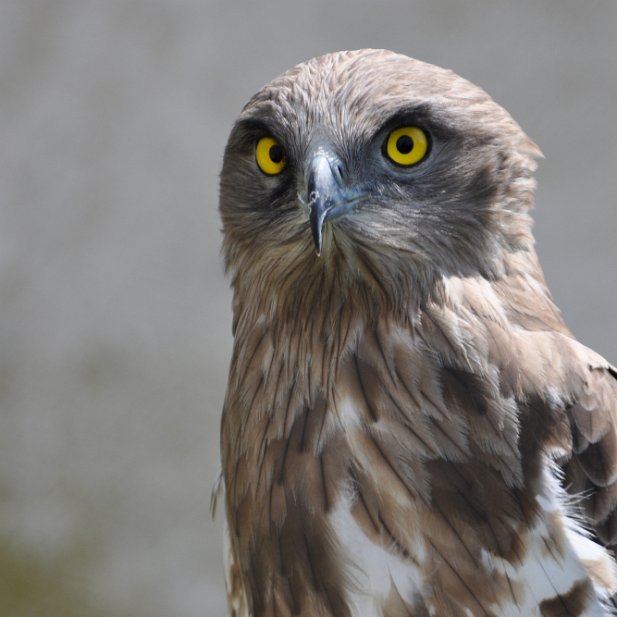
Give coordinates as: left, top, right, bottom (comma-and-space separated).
334, 163, 345, 184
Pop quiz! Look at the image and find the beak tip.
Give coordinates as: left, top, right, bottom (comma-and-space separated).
312, 235, 323, 257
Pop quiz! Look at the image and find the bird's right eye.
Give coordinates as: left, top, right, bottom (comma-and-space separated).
255, 136, 286, 175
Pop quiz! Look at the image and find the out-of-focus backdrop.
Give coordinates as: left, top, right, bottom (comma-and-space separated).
2, 1, 616, 615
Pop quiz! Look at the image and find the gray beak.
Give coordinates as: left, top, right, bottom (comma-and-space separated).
307, 154, 346, 256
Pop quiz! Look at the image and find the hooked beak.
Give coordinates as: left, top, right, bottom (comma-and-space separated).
307, 153, 353, 256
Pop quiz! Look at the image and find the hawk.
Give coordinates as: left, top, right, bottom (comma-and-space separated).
217, 49, 617, 616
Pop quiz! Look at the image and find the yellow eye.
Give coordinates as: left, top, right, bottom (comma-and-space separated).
255, 136, 286, 175
384, 126, 429, 167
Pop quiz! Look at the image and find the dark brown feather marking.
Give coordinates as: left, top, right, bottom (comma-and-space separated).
427, 539, 494, 617
376, 511, 413, 560
441, 366, 490, 417
352, 354, 380, 422
578, 430, 617, 488
539, 579, 592, 617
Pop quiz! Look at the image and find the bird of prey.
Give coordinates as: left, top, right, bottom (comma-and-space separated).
217, 49, 617, 617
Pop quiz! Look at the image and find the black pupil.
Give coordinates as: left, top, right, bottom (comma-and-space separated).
269, 144, 284, 164
396, 134, 414, 154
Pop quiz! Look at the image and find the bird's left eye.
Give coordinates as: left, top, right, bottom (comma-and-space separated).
384, 126, 429, 167
255, 136, 286, 175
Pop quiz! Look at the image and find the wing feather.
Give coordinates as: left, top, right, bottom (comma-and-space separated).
562, 363, 617, 548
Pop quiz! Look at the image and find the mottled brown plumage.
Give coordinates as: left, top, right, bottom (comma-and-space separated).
218, 49, 617, 616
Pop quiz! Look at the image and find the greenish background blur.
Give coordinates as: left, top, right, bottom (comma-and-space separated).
2, 1, 616, 615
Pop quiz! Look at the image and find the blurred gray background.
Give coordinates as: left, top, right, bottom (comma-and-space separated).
1, 1, 616, 615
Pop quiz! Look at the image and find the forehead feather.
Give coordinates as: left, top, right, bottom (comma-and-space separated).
238, 50, 527, 145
